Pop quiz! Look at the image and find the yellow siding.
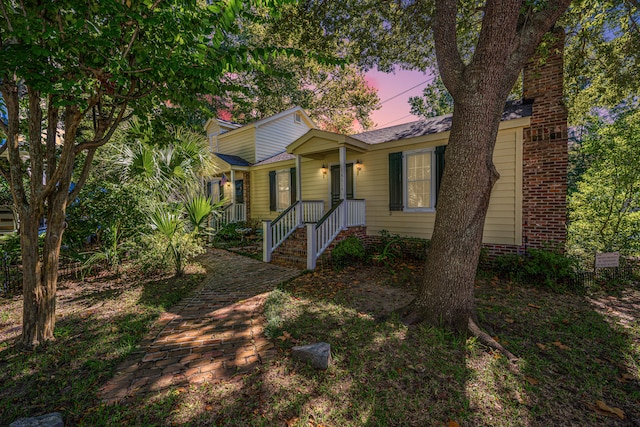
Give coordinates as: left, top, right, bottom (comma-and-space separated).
218, 128, 256, 164
360, 128, 522, 245
248, 127, 524, 246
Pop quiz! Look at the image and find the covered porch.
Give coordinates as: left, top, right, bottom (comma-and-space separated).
207, 153, 251, 230
263, 130, 369, 269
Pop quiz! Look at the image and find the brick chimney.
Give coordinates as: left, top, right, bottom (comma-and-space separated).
521, 29, 568, 250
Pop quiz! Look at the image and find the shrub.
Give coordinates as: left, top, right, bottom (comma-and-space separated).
331, 236, 366, 269
492, 248, 580, 292
524, 248, 580, 292
214, 222, 242, 242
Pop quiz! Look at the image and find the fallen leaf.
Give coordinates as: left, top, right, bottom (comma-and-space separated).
447, 421, 460, 427
505, 318, 515, 324
552, 341, 571, 350
524, 376, 539, 385
528, 303, 541, 309
205, 405, 214, 411
536, 343, 547, 350
286, 417, 300, 427
595, 400, 625, 419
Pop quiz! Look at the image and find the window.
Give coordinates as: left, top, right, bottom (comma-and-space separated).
276, 171, 290, 210
269, 168, 297, 211
389, 146, 446, 212
406, 150, 433, 209
294, 112, 302, 124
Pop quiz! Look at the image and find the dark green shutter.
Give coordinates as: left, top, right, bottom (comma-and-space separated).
269, 171, 276, 211
435, 145, 446, 205
290, 167, 297, 204
389, 152, 403, 211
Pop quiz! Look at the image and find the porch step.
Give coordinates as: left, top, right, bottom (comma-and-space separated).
270, 227, 308, 270
270, 226, 368, 270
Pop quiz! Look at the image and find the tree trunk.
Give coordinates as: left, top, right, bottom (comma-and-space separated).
411, 98, 504, 332
20, 200, 67, 349
20, 215, 52, 348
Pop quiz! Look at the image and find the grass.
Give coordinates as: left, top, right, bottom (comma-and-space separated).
0, 265, 204, 426
1, 254, 639, 426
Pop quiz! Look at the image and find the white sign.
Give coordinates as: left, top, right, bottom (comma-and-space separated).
595, 252, 620, 269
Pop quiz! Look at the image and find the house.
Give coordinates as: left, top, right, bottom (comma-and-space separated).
206, 35, 567, 269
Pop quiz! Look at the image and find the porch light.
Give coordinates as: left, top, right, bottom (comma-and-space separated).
355, 159, 363, 175
321, 164, 328, 178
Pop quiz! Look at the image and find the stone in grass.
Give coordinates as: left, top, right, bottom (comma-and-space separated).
291, 342, 331, 370
10, 412, 64, 427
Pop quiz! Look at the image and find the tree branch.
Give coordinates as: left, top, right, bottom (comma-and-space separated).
0, 115, 7, 135
67, 148, 96, 203
75, 100, 129, 154
433, 0, 465, 98
1, 80, 28, 210
28, 88, 44, 201
510, 0, 573, 71
0, 0, 13, 32
46, 94, 59, 180
40, 104, 82, 200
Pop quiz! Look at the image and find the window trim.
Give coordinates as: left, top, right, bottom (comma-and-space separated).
402, 148, 436, 212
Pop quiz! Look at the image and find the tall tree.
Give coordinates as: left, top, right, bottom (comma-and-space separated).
222, 3, 379, 132
569, 109, 640, 257
0, 0, 277, 349
313, 0, 573, 335
563, 0, 640, 124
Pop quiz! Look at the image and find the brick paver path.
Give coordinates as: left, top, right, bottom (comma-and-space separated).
99, 249, 300, 402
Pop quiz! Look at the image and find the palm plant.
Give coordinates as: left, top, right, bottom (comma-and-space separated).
150, 206, 186, 276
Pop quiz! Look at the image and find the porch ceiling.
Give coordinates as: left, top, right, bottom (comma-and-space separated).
287, 129, 369, 159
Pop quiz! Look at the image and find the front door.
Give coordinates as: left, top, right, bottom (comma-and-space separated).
330, 163, 354, 206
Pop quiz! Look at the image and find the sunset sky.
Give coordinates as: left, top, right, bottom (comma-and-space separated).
365, 67, 435, 130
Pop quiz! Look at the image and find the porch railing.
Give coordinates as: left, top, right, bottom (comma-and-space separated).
346, 199, 366, 227
213, 203, 246, 230
263, 200, 325, 262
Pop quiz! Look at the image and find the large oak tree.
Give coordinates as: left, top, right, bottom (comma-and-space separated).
313, 0, 573, 335
0, 0, 280, 349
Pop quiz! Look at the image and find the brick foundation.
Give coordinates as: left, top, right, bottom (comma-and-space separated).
270, 226, 368, 269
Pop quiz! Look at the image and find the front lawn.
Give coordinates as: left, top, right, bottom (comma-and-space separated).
1, 258, 639, 426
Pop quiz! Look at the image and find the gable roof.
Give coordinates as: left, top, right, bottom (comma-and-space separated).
352, 100, 532, 145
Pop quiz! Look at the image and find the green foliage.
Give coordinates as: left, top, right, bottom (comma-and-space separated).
147, 206, 205, 276
492, 248, 579, 293
214, 222, 243, 242
409, 76, 454, 118
64, 179, 152, 251
568, 109, 640, 259
562, 1, 640, 124
0, 233, 21, 263
331, 236, 366, 269
225, 3, 379, 132
184, 194, 215, 235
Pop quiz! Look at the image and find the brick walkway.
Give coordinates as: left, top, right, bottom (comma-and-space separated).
99, 249, 300, 403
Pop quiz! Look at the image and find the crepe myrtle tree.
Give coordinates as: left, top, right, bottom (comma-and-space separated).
0, 0, 283, 349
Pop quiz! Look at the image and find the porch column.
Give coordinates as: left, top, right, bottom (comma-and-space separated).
230, 169, 236, 204
339, 146, 347, 230
296, 155, 303, 225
